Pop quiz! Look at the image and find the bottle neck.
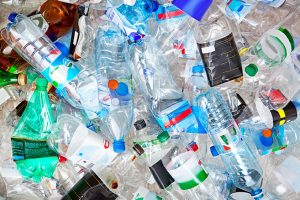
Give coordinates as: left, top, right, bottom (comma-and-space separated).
0, 68, 18, 87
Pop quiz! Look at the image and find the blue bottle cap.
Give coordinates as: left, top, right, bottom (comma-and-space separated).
260, 135, 273, 147
152, 1, 159, 12
113, 140, 125, 153
210, 146, 219, 157
116, 82, 129, 96
129, 32, 142, 42
192, 65, 204, 73
54, 42, 69, 56
8, 12, 18, 22
172, 0, 213, 21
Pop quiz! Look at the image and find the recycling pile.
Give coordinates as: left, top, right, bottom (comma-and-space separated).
1, 0, 300, 199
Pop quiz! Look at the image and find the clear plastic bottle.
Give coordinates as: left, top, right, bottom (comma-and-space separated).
130, 37, 201, 134
195, 88, 267, 199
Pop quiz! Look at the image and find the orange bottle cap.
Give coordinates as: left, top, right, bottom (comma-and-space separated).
108, 79, 119, 90
262, 129, 272, 138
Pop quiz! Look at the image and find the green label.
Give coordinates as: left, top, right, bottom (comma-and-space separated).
177, 169, 208, 190
12, 138, 57, 161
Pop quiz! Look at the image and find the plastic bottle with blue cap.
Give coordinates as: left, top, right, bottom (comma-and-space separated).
94, 18, 134, 153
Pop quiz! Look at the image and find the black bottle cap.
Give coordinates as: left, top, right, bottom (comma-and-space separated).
134, 119, 147, 131
132, 143, 144, 156
149, 160, 174, 189
62, 170, 118, 200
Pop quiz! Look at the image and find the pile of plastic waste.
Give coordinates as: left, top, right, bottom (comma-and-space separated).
1, 0, 300, 199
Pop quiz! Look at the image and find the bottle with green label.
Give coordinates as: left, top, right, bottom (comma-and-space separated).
11, 78, 58, 182
0, 67, 27, 87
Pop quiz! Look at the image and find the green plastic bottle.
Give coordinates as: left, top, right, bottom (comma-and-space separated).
11, 78, 58, 182
12, 78, 55, 140
0, 67, 27, 87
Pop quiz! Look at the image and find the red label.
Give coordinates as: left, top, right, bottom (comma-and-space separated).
103, 139, 110, 149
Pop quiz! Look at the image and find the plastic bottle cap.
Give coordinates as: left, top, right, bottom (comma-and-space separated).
172, 0, 213, 21
260, 135, 273, 147
151, 1, 159, 12
192, 65, 204, 73
134, 119, 147, 130
17, 74, 27, 85
129, 32, 142, 42
210, 146, 219, 157
132, 143, 144, 156
157, 131, 170, 143
8, 12, 18, 22
262, 129, 272, 138
36, 78, 48, 88
107, 79, 119, 90
113, 140, 125, 153
115, 82, 128, 96
245, 64, 258, 77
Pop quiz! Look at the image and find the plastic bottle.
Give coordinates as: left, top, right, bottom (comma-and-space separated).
130, 37, 200, 134
183, 64, 208, 134
48, 114, 117, 168
0, 68, 27, 87
93, 20, 134, 153
195, 88, 267, 199
190, 1, 243, 92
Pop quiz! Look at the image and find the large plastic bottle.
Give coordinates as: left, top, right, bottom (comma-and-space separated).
130, 37, 200, 134
94, 20, 134, 153
11, 78, 58, 182
195, 88, 267, 199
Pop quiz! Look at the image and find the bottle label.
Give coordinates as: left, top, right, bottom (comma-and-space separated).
155, 4, 186, 22
62, 170, 118, 200
29, 14, 49, 34
156, 100, 201, 133
40, 53, 80, 89
11, 138, 57, 161
166, 151, 208, 190
271, 101, 297, 126
132, 186, 162, 200
225, 0, 256, 23
66, 124, 117, 168
198, 33, 243, 87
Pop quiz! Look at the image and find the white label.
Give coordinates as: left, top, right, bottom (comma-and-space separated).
0, 88, 10, 106
201, 46, 215, 54
66, 124, 117, 168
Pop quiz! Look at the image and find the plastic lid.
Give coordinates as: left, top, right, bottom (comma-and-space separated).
157, 131, 170, 143
132, 143, 144, 156
260, 135, 273, 147
8, 12, 18, 22
210, 146, 219, 157
134, 119, 147, 130
149, 160, 174, 189
113, 140, 125, 153
262, 129, 272, 138
192, 65, 204, 73
108, 79, 119, 90
115, 82, 128, 96
172, 0, 213, 21
245, 64, 258, 77
36, 78, 48, 88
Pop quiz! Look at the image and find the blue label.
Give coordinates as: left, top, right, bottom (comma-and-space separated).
41, 55, 80, 90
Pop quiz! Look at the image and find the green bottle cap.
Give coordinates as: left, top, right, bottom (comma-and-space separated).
36, 78, 48, 89
245, 64, 258, 77
157, 131, 170, 143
